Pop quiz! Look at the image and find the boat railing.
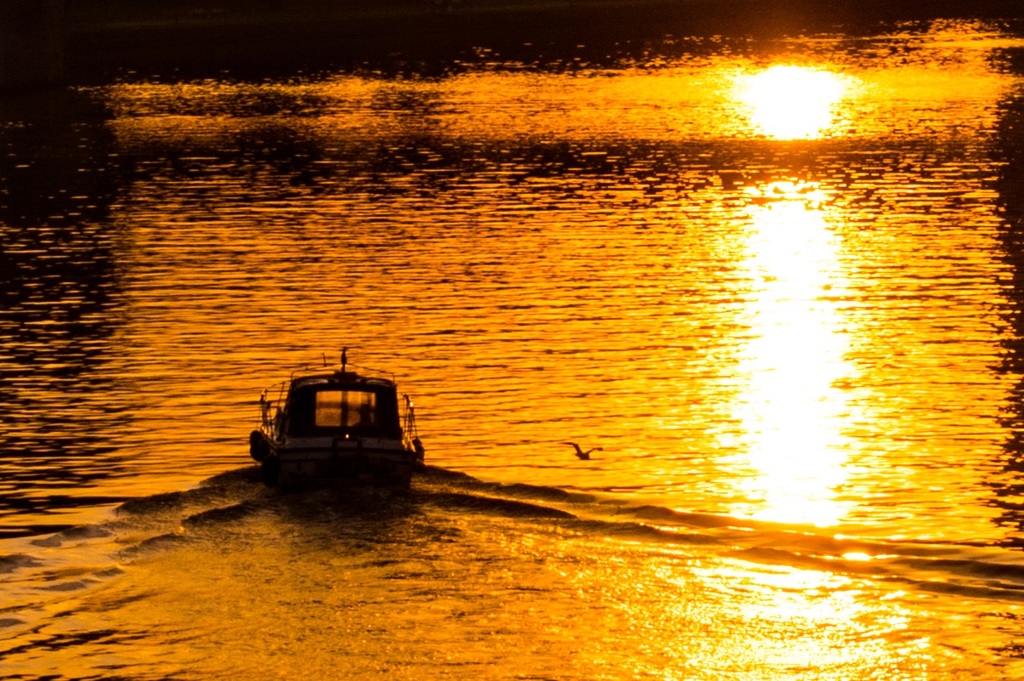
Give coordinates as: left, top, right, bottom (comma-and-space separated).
259, 381, 289, 430
402, 394, 425, 461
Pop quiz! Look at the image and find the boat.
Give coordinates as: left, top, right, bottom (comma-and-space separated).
249, 349, 425, 488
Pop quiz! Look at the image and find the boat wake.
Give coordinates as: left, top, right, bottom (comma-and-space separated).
4, 464, 1024, 643
2, 464, 1024, 675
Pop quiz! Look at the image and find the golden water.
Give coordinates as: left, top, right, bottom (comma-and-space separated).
3, 17, 1024, 679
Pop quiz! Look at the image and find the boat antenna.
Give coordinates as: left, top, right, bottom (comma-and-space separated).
342, 347, 347, 373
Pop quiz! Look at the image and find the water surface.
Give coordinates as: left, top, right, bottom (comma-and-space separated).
3, 16, 1024, 679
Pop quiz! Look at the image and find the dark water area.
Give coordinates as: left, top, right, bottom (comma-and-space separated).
62, 0, 1024, 81
4, 8, 1024, 679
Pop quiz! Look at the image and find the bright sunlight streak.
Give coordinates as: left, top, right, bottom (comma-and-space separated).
731, 188, 856, 527
733, 65, 856, 139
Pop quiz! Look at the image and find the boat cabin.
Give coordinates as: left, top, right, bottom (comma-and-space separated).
276, 373, 403, 440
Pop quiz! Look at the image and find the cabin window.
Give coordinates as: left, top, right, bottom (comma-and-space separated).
314, 390, 377, 428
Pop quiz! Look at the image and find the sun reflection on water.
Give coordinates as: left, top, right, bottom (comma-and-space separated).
729, 186, 855, 527
733, 65, 858, 140
682, 557, 934, 675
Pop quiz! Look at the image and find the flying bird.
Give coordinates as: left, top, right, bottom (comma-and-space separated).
565, 442, 602, 460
